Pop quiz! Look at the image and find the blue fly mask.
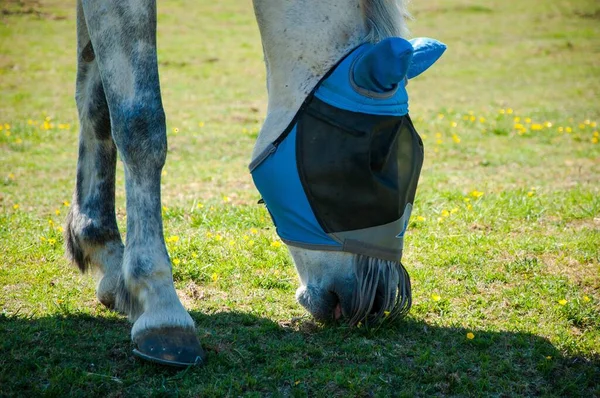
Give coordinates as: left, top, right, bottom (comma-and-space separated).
250, 37, 446, 262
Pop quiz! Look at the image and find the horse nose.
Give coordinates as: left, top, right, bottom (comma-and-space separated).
296, 282, 355, 322
352, 37, 413, 92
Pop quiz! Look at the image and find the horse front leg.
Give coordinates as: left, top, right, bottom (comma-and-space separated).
76, 0, 204, 366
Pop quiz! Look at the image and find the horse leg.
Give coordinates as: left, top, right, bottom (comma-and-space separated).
65, 1, 123, 309
73, 0, 204, 366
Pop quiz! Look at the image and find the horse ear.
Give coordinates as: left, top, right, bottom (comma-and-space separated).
406, 38, 447, 80
352, 37, 413, 92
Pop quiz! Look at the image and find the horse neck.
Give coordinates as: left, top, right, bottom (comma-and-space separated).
251, 0, 368, 160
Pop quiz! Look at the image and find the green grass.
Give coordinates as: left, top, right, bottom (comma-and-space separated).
1, 0, 599, 396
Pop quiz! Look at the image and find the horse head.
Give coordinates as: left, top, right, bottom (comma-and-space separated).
251, 0, 445, 325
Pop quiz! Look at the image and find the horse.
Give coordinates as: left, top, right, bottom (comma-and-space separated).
65, 0, 424, 367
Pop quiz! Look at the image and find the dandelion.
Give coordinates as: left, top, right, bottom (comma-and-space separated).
466, 332, 475, 340
205, 232, 213, 238
416, 215, 426, 222
466, 204, 473, 210
214, 234, 223, 241
463, 197, 471, 203
242, 127, 248, 134
592, 136, 599, 144
14, 138, 23, 144
48, 219, 54, 226
162, 205, 168, 212
506, 108, 513, 115
40, 236, 46, 241
250, 228, 258, 234
469, 115, 476, 122
514, 116, 521, 122
222, 196, 231, 203
557, 127, 564, 133
198, 121, 205, 128
441, 209, 450, 217
13, 204, 19, 210
55, 209, 61, 216
470, 190, 484, 198
211, 273, 219, 282
436, 139, 443, 145
544, 121, 552, 128
271, 240, 282, 248
514, 123, 525, 130
479, 117, 486, 123
192, 252, 198, 258
450, 121, 458, 128
527, 191, 535, 197
524, 117, 532, 124
172, 127, 179, 134
431, 294, 441, 301
166, 235, 180, 243
578, 123, 585, 129
590, 121, 597, 128
56, 226, 64, 233
197, 203, 204, 209
565, 127, 572, 133
558, 299, 567, 305
437, 113, 445, 119
546, 356, 552, 360
583, 296, 590, 302
48, 238, 57, 245
499, 109, 506, 115
7, 173, 14, 180
172, 258, 181, 265
248, 240, 255, 247
450, 207, 459, 214
162, 170, 167, 176
531, 123, 543, 131
63, 200, 70, 207
452, 134, 461, 143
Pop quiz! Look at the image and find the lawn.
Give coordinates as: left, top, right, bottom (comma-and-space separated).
1, 0, 599, 396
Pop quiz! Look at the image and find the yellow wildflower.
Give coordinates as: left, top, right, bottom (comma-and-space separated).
524, 117, 531, 124
544, 121, 552, 128
527, 191, 535, 197
211, 273, 219, 282
172, 127, 179, 134
514, 117, 521, 122
4, 123, 11, 129
172, 258, 181, 265
441, 209, 450, 217
8, 173, 15, 180
451, 121, 457, 128
166, 235, 180, 243
469, 115, 476, 122
15, 138, 23, 144
470, 190, 484, 198
248, 240, 255, 247
450, 207, 459, 214
205, 232, 213, 238
48, 238, 57, 245
197, 203, 204, 209
546, 356, 552, 360
222, 196, 231, 203
479, 117, 486, 123
416, 216, 426, 222
578, 123, 586, 129
506, 108, 513, 114
531, 124, 543, 131
13, 204, 19, 210
499, 109, 505, 115
437, 113, 445, 119
198, 121, 205, 128
250, 228, 258, 234
466, 332, 475, 340
63, 200, 70, 207
558, 299, 567, 305
431, 294, 441, 301
557, 127, 564, 133
592, 137, 599, 144
590, 121, 597, 128
214, 234, 223, 241
55, 209, 60, 216
565, 127, 572, 133
452, 134, 461, 143
583, 296, 590, 303
229, 240, 235, 246
271, 240, 282, 248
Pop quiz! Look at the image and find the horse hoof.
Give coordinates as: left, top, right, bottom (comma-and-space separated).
132, 327, 206, 368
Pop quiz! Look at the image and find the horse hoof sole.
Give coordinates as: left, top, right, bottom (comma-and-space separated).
132, 327, 206, 368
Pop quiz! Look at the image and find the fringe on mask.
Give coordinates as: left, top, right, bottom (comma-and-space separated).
349, 254, 412, 326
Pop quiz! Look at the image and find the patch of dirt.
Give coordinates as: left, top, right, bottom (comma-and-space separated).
1, 0, 66, 20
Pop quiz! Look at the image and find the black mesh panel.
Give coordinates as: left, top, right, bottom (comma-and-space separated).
296, 97, 423, 233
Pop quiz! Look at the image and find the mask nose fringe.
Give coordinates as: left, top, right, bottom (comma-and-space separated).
349, 255, 412, 326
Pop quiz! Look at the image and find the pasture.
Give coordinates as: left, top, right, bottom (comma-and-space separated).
1, 0, 599, 396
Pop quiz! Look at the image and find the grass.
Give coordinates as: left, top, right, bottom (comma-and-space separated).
1, 0, 599, 396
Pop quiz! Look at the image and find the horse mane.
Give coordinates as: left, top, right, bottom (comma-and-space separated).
362, 0, 411, 42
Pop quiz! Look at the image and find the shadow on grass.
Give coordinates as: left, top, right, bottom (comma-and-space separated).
0, 310, 598, 396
